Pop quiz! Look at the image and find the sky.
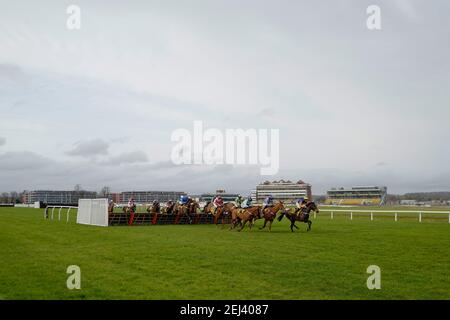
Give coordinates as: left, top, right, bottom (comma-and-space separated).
0, 0, 449, 195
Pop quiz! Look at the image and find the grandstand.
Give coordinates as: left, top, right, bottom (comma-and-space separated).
199, 189, 239, 202
251, 179, 312, 204
22, 190, 97, 206
325, 186, 387, 206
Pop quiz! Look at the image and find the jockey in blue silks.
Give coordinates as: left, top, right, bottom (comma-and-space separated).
259, 195, 274, 218
179, 195, 189, 205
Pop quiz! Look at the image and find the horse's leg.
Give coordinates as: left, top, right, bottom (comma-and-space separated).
307, 220, 312, 231
238, 219, 248, 232
259, 219, 267, 230
290, 221, 294, 232
268, 220, 273, 232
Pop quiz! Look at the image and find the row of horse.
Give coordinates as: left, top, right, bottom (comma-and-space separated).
112, 199, 319, 232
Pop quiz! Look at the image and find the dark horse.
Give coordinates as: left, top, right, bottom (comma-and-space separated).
278, 201, 319, 232
174, 198, 199, 224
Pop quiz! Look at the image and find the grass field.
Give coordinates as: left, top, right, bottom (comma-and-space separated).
1, 207, 449, 300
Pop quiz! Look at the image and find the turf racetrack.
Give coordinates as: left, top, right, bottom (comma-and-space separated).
1, 207, 449, 299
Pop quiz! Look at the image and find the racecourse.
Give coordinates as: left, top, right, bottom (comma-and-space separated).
0, 206, 449, 300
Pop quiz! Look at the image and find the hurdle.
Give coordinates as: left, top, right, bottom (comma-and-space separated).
44, 205, 78, 222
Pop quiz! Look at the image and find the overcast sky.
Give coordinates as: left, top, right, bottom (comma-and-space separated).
1, 0, 449, 195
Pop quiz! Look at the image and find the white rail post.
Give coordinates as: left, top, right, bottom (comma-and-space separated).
58, 207, 62, 221
67, 207, 71, 223
314, 211, 316, 219
350, 212, 353, 220
419, 212, 422, 223
51, 207, 55, 220
370, 212, 373, 221
331, 211, 334, 219
395, 212, 397, 222
448, 213, 450, 224
44, 207, 48, 219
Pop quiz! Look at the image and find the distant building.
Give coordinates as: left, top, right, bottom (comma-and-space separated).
400, 199, 417, 206
251, 180, 312, 204
325, 186, 387, 206
106, 193, 121, 203
22, 190, 97, 206
200, 189, 239, 203
120, 191, 187, 204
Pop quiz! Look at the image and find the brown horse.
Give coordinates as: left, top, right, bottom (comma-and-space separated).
123, 205, 137, 225
230, 205, 261, 231
146, 202, 160, 214
174, 199, 199, 224
203, 201, 224, 225
162, 201, 176, 214
278, 201, 319, 232
108, 202, 115, 214
258, 201, 285, 232
187, 199, 200, 215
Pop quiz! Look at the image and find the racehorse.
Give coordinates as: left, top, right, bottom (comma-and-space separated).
162, 201, 176, 214
277, 201, 319, 232
123, 204, 137, 225
108, 202, 115, 214
146, 202, 160, 214
258, 201, 285, 232
230, 205, 260, 231
174, 199, 199, 224
187, 198, 200, 215
203, 201, 224, 225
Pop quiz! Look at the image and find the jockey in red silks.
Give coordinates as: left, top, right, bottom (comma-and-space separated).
212, 195, 224, 215
128, 197, 136, 225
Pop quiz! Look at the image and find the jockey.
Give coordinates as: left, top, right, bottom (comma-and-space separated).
295, 197, 308, 216
213, 195, 223, 207
166, 199, 174, 214
261, 195, 274, 218
262, 195, 274, 210
212, 195, 224, 215
128, 197, 136, 212
179, 195, 189, 205
241, 196, 252, 209
235, 195, 243, 208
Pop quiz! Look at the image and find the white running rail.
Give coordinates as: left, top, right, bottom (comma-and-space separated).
317, 209, 450, 223
44, 206, 78, 223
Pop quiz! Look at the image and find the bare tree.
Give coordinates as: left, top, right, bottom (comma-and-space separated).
74, 184, 82, 192
99, 186, 111, 198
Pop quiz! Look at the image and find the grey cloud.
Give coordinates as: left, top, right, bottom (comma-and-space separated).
104, 151, 149, 166
0, 137, 5, 146
66, 139, 109, 157
0, 151, 52, 171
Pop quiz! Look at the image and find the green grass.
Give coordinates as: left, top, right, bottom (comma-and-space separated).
0, 207, 449, 300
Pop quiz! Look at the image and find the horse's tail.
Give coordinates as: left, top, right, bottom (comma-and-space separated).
277, 210, 285, 221
203, 201, 210, 213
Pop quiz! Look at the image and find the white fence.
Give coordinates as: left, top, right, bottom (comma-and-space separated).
44, 206, 78, 222
316, 209, 450, 223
